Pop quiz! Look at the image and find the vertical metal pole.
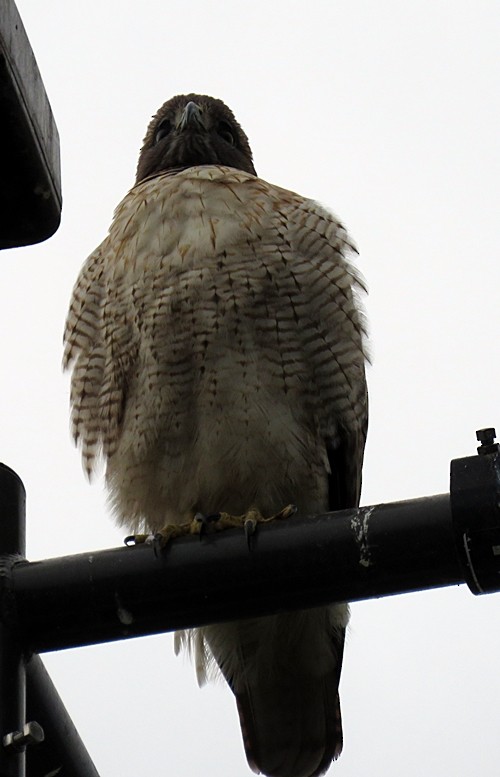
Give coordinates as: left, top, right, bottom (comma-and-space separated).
0, 464, 26, 777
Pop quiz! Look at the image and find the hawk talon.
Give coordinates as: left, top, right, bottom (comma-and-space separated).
244, 517, 257, 536
152, 532, 169, 556
244, 517, 258, 550
124, 533, 149, 546
194, 512, 223, 536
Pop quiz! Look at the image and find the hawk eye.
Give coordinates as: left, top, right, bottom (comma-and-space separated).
217, 121, 235, 146
154, 119, 172, 144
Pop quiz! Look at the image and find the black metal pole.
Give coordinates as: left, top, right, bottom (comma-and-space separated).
0, 434, 498, 776
11, 492, 462, 654
25, 654, 100, 777
0, 464, 26, 777
8, 435, 500, 655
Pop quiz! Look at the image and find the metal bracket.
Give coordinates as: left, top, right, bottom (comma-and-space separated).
450, 428, 500, 594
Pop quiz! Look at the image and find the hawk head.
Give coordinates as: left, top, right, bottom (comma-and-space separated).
136, 94, 257, 183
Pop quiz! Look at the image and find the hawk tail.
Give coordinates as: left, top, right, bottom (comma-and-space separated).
235, 672, 343, 777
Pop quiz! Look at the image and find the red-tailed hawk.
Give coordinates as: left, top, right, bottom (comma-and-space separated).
63, 94, 368, 777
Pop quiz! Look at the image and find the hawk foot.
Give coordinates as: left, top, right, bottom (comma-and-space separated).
215, 503, 297, 542
123, 504, 297, 549
124, 518, 206, 549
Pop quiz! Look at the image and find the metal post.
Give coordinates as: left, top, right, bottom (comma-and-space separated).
25, 654, 100, 777
0, 464, 27, 777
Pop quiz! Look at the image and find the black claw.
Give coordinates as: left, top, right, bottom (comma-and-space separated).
244, 518, 257, 550
124, 535, 136, 546
152, 533, 166, 557
194, 511, 221, 537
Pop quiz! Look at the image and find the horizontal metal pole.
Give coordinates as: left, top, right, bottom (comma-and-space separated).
11, 493, 462, 653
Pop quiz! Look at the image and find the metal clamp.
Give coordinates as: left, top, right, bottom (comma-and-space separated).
450, 427, 500, 594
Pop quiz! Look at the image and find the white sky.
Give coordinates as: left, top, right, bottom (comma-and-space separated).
3, 1, 500, 775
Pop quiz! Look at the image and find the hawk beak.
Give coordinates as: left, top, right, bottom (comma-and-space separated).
177, 102, 205, 131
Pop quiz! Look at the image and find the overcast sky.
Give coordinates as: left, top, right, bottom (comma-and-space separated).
4, 1, 500, 775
